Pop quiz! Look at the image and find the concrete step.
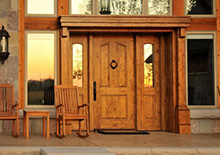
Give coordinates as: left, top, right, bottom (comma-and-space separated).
40, 147, 116, 155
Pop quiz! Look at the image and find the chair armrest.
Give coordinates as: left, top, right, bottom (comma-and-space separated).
56, 104, 63, 108
78, 103, 89, 108
13, 101, 19, 107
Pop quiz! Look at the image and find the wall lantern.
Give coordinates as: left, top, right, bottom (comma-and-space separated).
100, 0, 111, 14
0, 25, 10, 64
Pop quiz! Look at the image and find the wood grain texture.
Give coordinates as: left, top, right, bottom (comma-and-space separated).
24, 17, 58, 30
54, 85, 90, 137
176, 29, 191, 134
0, 84, 19, 137
186, 18, 217, 31
69, 35, 89, 130
58, 0, 69, 16
93, 35, 135, 129
173, 0, 184, 16
136, 35, 161, 130
19, 0, 25, 109
23, 110, 50, 139
217, 0, 220, 109
60, 16, 191, 28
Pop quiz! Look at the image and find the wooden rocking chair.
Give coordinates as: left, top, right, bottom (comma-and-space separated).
0, 84, 19, 137
54, 85, 90, 138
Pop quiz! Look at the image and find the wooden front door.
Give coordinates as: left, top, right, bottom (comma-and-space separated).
136, 35, 161, 130
91, 35, 135, 129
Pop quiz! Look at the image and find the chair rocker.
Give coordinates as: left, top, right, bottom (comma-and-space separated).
54, 85, 90, 138
0, 84, 19, 137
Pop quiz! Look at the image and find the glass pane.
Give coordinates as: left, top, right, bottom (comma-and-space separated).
27, 33, 55, 105
144, 44, 154, 87
187, 36, 214, 106
71, 0, 93, 14
99, 0, 143, 15
148, 0, 170, 15
186, 0, 213, 15
27, 0, 55, 15
73, 44, 83, 87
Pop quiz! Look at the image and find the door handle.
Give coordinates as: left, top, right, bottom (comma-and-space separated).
93, 81, 97, 101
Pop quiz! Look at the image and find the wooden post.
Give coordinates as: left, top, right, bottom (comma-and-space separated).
60, 27, 70, 85
175, 28, 191, 134
217, 0, 220, 109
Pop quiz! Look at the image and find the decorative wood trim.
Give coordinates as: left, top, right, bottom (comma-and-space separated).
217, 0, 220, 109
180, 28, 186, 38
62, 27, 68, 37
59, 15, 191, 28
186, 18, 217, 31
19, 0, 25, 109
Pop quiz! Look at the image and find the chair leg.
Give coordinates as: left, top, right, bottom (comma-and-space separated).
76, 119, 90, 138
86, 117, 90, 136
56, 119, 59, 135
16, 118, 19, 137
13, 120, 15, 136
62, 117, 66, 136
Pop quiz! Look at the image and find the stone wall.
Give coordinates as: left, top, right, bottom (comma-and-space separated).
0, 0, 19, 132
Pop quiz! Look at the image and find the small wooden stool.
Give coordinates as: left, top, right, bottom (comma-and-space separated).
23, 110, 50, 139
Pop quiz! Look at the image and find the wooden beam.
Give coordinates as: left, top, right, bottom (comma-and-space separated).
173, 0, 184, 16
217, 0, 220, 109
186, 18, 217, 31
59, 15, 191, 28
24, 17, 59, 30
58, 0, 69, 16
19, 0, 25, 109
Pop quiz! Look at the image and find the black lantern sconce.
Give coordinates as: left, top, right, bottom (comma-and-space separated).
0, 25, 10, 64
99, 0, 111, 14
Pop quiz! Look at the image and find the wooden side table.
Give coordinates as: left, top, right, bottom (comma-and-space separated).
23, 110, 50, 139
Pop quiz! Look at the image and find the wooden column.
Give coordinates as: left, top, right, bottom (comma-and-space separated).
19, 0, 25, 109
217, 0, 220, 109
175, 28, 191, 134
60, 27, 71, 85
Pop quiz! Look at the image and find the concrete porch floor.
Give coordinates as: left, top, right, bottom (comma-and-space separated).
0, 131, 220, 147
1, 132, 220, 155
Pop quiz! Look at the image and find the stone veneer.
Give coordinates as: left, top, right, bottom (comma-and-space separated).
0, 0, 19, 132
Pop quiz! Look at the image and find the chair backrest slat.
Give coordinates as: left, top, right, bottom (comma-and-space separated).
55, 85, 79, 115
0, 84, 14, 115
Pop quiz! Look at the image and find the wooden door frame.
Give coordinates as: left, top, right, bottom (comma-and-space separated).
59, 15, 191, 134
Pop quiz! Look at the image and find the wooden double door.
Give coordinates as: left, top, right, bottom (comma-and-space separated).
70, 34, 162, 130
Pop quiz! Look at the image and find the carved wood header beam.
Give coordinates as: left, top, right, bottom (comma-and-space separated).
59, 15, 191, 28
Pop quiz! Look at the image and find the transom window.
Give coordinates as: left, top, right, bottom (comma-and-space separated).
185, 0, 216, 17
186, 33, 217, 107
70, 0, 172, 15
25, 0, 57, 17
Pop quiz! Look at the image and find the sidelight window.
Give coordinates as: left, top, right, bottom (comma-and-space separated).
72, 44, 83, 87
26, 31, 57, 106
186, 33, 217, 107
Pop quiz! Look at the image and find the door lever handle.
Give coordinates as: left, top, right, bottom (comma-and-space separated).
93, 81, 97, 101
